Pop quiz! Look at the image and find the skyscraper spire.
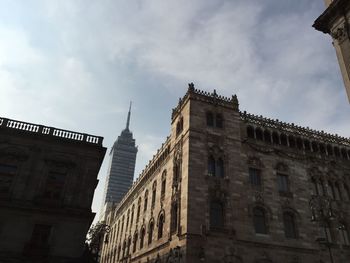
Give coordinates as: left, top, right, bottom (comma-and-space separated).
126, 101, 132, 130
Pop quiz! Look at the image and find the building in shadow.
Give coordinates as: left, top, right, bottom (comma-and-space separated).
100, 84, 350, 263
0, 117, 106, 263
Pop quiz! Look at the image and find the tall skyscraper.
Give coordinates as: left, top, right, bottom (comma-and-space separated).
101, 103, 137, 210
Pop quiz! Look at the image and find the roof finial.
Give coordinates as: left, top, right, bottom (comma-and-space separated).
126, 101, 132, 130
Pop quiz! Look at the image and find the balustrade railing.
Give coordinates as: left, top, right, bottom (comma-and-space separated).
0, 117, 103, 146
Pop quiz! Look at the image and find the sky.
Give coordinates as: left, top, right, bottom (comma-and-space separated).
1, 0, 350, 218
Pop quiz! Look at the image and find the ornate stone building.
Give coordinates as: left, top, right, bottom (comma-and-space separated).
0, 117, 106, 262
100, 85, 350, 263
314, 0, 350, 102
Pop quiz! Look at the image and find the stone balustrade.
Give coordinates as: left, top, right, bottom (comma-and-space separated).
0, 117, 103, 146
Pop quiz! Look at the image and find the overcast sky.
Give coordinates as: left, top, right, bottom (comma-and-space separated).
1, 0, 349, 217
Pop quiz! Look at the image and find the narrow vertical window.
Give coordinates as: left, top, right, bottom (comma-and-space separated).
206, 112, 214, 127
158, 214, 164, 239
256, 128, 263, 141
283, 212, 297, 238
148, 221, 154, 245
43, 171, 67, 200
217, 158, 224, 178
208, 156, 216, 176
137, 198, 141, 223
272, 132, 280, 145
249, 168, 261, 187
264, 130, 271, 143
133, 232, 138, 253
210, 200, 224, 229
312, 178, 319, 195
247, 126, 255, 139
161, 171, 166, 199
171, 202, 178, 234
144, 191, 148, 212
152, 182, 157, 208
277, 174, 289, 192
131, 205, 134, 226
216, 114, 223, 128
253, 207, 267, 234
140, 228, 145, 249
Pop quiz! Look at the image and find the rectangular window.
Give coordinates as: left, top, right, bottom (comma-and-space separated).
43, 171, 66, 200
277, 174, 289, 192
0, 164, 17, 194
249, 168, 261, 187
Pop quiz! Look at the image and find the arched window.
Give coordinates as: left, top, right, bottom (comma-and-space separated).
148, 221, 154, 245
126, 209, 130, 230
247, 126, 255, 139
140, 227, 145, 249
280, 134, 288, 146
133, 232, 138, 253
176, 117, 183, 137
216, 113, 223, 128
206, 112, 214, 127
131, 205, 134, 226
161, 171, 166, 199
136, 198, 141, 223
249, 168, 261, 187
256, 128, 263, 141
117, 245, 121, 260
264, 130, 271, 143
277, 173, 289, 192
253, 207, 267, 234
208, 155, 216, 176
210, 200, 224, 229
171, 202, 178, 234
127, 237, 131, 255
144, 190, 148, 212
272, 132, 279, 145
319, 144, 326, 155
173, 162, 180, 185
283, 212, 297, 238
158, 213, 164, 239
151, 181, 157, 208
217, 158, 224, 178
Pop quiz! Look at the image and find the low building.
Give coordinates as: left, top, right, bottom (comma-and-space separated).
313, 0, 350, 102
101, 84, 350, 263
0, 117, 106, 263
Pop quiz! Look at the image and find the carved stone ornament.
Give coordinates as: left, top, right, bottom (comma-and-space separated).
173, 141, 182, 162
254, 191, 264, 203
331, 25, 348, 42
247, 142, 274, 154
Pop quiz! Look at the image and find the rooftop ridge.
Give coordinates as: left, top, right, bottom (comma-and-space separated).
0, 117, 103, 146
240, 111, 350, 146
114, 135, 172, 214
171, 83, 239, 121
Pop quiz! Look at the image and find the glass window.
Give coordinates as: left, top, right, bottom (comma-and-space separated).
208, 156, 216, 177
140, 228, 145, 249
217, 158, 224, 178
148, 222, 154, 245
206, 112, 214, 127
43, 171, 66, 200
133, 233, 138, 253
158, 214, 164, 239
283, 212, 297, 238
277, 174, 289, 192
210, 201, 224, 229
253, 208, 267, 234
171, 203, 178, 234
249, 168, 261, 186
216, 114, 223, 128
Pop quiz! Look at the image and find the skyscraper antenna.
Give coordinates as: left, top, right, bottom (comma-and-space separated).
126, 101, 132, 130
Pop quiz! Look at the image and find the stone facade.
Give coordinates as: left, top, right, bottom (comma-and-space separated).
101, 85, 350, 263
314, 0, 350, 102
0, 117, 106, 263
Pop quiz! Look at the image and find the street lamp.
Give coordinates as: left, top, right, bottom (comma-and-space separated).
309, 195, 341, 263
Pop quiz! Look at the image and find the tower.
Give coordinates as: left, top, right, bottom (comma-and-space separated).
101, 103, 137, 217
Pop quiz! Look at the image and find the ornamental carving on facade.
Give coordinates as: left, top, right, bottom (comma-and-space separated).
331, 24, 349, 43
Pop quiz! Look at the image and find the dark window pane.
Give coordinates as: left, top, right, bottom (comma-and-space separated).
43, 171, 66, 200
277, 174, 288, 192
247, 126, 255, 138
216, 114, 223, 128
283, 213, 297, 238
207, 112, 214, 127
249, 168, 261, 186
208, 156, 216, 176
210, 201, 224, 228
253, 208, 267, 234
158, 215, 164, 239
171, 203, 178, 233
217, 158, 224, 178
